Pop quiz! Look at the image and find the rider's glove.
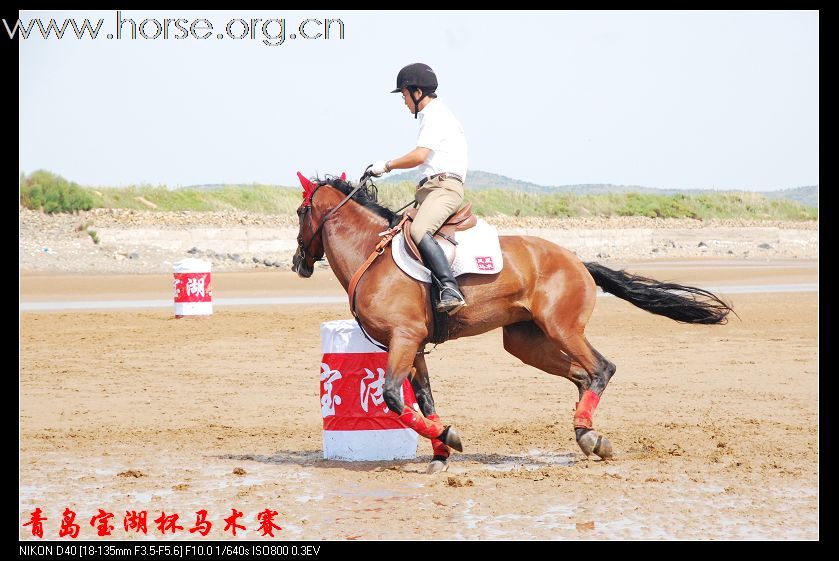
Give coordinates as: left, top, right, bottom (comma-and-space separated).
370, 160, 390, 177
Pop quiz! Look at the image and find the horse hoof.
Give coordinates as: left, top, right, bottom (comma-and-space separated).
439, 426, 463, 452
576, 429, 613, 459
426, 460, 448, 474
576, 429, 598, 457
593, 435, 613, 460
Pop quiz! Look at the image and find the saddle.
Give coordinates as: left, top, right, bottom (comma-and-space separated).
402, 202, 478, 262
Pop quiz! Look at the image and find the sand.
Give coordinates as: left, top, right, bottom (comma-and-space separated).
19, 262, 819, 540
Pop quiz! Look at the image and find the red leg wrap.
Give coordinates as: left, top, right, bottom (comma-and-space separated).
573, 390, 601, 429
399, 407, 445, 439
427, 413, 450, 459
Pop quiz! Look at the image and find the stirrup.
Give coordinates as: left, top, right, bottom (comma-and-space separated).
436, 288, 466, 314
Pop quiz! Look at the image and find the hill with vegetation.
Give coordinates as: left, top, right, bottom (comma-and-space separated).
385, 170, 819, 207
19, 169, 818, 221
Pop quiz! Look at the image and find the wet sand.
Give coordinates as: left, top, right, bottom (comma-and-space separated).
19, 261, 819, 540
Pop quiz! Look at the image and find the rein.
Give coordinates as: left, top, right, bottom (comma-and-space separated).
346, 214, 410, 352
300, 174, 431, 355
345, 214, 436, 356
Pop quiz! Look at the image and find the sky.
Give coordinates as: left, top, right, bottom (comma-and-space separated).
18, 10, 818, 191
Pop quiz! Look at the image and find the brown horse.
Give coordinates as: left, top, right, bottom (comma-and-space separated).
292, 174, 733, 472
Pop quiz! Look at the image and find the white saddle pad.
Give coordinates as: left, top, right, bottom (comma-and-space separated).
391, 218, 504, 283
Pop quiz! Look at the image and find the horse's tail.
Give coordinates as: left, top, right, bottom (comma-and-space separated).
584, 262, 734, 325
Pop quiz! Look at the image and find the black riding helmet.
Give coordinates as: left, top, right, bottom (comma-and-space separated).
391, 63, 438, 119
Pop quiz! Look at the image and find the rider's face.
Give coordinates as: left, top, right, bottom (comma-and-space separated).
401, 88, 421, 113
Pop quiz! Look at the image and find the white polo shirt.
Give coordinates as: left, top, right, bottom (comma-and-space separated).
415, 99, 468, 181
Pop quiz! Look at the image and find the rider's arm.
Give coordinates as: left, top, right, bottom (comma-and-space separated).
385, 147, 431, 172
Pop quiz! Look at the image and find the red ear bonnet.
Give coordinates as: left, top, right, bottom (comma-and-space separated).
297, 171, 315, 205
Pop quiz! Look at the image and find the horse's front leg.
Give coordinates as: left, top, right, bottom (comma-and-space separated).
411, 353, 452, 474
382, 335, 463, 454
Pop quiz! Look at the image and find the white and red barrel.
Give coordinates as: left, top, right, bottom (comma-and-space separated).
319, 320, 419, 460
173, 258, 212, 318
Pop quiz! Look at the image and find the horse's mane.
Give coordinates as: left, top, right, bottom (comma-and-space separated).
318, 176, 397, 224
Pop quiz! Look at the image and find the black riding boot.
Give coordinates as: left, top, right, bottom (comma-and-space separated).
417, 233, 467, 315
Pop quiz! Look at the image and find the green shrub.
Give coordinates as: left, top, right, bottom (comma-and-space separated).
20, 170, 95, 213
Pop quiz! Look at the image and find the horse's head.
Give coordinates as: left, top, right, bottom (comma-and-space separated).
291, 171, 345, 278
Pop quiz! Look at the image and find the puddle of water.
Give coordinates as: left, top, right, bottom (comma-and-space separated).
19, 486, 50, 505
457, 499, 579, 538
279, 523, 304, 537
593, 517, 676, 540
460, 449, 578, 472
126, 491, 157, 504
337, 488, 416, 500
21, 448, 819, 540
532, 505, 578, 533
459, 499, 487, 532
218, 450, 323, 465
327, 481, 425, 501
590, 483, 819, 540
294, 492, 324, 504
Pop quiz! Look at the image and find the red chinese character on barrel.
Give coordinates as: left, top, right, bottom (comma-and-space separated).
173, 258, 212, 318
319, 320, 419, 460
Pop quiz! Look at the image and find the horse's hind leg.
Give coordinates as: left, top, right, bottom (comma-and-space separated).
563, 339, 616, 459
503, 321, 592, 397
504, 321, 615, 459
411, 354, 452, 474
541, 322, 616, 459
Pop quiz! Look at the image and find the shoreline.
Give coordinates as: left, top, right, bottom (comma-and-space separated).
21, 260, 818, 305
19, 207, 818, 275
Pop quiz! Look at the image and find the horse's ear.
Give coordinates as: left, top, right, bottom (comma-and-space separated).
297, 171, 316, 203
340, 172, 346, 181
297, 171, 313, 191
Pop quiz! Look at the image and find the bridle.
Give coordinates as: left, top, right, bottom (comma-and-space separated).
296, 196, 324, 265
296, 170, 376, 265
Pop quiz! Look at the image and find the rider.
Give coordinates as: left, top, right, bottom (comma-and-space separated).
369, 62, 468, 315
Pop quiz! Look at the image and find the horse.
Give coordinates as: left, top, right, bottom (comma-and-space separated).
292, 173, 733, 473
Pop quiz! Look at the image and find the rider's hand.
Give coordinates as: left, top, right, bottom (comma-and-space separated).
370, 160, 390, 177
